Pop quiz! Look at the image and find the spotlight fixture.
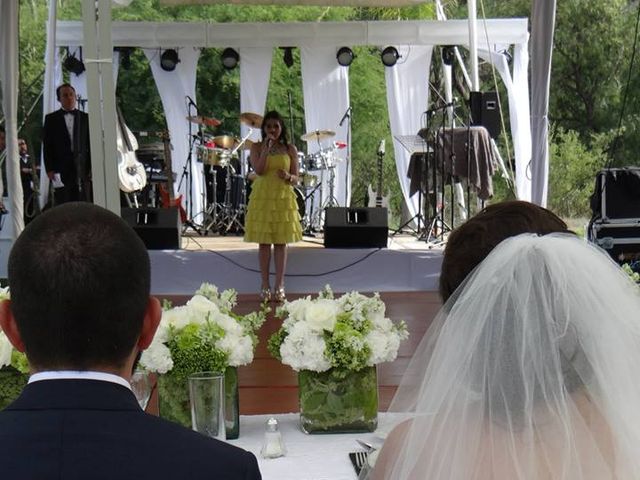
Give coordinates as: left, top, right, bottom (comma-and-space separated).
282, 47, 294, 68
336, 47, 354, 67
441, 46, 455, 67
63, 51, 85, 76
221, 48, 240, 70
380, 46, 401, 67
160, 49, 180, 72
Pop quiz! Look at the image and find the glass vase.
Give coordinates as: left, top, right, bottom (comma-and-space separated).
298, 366, 378, 434
0, 366, 28, 410
159, 366, 239, 439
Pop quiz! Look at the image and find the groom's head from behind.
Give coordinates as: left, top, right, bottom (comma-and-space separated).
0, 202, 161, 376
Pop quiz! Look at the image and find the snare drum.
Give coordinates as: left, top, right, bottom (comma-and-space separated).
304, 152, 326, 171
197, 146, 230, 167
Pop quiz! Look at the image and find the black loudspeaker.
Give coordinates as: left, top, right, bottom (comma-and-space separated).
470, 91, 501, 139
324, 207, 388, 248
591, 168, 640, 222
121, 207, 181, 250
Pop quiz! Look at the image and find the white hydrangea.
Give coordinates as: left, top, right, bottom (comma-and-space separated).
282, 297, 314, 322
140, 341, 173, 374
0, 331, 13, 368
218, 332, 253, 367
280, 321, 331, 372
366, 330, 402, 365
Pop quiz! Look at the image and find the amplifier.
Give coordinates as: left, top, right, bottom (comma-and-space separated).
589, 220, 640, 260
592, 168, 640, 223
324, 207, 388, 248
121, 207, 181, 250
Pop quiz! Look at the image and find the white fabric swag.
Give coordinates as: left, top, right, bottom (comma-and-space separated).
144, 47, 202, 219
301, 44, 351, 217
385, 45, 432, 220
239, 46, 273, 175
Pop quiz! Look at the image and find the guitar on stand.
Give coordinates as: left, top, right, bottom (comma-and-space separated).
158, 131, 187, 224
368, 139, 390, 208
116, 105, 147, 207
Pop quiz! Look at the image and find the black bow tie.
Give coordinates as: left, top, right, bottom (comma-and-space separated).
64, 110, 75, 116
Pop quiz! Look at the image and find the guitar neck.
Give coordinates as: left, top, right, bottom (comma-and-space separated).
376, 152, 384, 205
161, 132, 175, 202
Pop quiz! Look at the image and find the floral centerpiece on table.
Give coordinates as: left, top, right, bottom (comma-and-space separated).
140, 283, 267, 438
0, 287, 30, 410
268, 286, 408, 434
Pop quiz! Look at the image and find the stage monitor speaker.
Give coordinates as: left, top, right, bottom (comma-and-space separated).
121, 207, 181, 250
470, 91, 501, 139
324, 207, 388, 248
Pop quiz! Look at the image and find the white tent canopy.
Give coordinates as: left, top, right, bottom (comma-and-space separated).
53, 18, 531, 221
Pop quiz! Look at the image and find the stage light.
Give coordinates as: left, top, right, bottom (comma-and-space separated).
63, 51, 85, 76
282, 47, 294, 68
160, 49, 180, 72
441, 46, 455, 66
336, 47, 354, 67
221, 48, 239, 70
380, 46, 400, 67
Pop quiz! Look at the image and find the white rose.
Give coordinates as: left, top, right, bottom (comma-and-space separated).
0, 332, 13, 368
162, 305, 192, 330
365, 330, 401, 365
283, 297, 314, 322
304, 299, 339, 332
187, 294, 219, 316
211, 312, 243, 336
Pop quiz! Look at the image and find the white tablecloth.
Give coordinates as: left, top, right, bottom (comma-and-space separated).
227, 413, 387, 480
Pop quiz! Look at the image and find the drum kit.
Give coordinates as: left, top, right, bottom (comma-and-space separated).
185, 112, 346, 235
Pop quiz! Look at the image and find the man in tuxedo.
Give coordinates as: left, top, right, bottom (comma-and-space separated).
43, 83, 92, 204
0, 203, 262, 480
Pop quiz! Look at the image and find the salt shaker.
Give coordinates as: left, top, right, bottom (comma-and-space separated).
260, 417, 286, 459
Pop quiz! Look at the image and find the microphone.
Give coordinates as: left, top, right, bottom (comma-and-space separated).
377, 139, 385, 156
425, 102, 454, 115
338, 106, 352, 127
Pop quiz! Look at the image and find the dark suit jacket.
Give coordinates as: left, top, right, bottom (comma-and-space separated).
43, 109, 91, 200
0, 379, 262, 480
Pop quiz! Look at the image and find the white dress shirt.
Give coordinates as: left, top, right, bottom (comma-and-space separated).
28, 370, 132, 391
63, 110, 75, 144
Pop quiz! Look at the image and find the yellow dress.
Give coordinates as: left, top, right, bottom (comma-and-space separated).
244, 153, 303, 244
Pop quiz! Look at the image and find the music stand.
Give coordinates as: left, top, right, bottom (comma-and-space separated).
392, 135, 431, 237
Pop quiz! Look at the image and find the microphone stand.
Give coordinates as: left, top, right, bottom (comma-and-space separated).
338, 105, 351, 206
179, 96, 201, 235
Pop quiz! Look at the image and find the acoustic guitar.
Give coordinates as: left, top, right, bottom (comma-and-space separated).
158, 131, 187, 223
116, 105, 147, 193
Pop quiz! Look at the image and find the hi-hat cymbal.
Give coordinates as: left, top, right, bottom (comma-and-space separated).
301, 129, 336, 142
212, 135, 238, 149
240, 112, 263, 128
186, 115, 221, 128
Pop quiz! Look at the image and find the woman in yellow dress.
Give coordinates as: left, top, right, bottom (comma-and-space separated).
244, 110, 302, 302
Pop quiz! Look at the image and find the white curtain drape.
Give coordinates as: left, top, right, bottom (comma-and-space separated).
239, 47, 273, 175
478, 42, 531, 202
301, 45, 351, 211
530, 0, 556, 207
0, 0, 24, 238
144, 47, 201, 220
385, 45, 432, 219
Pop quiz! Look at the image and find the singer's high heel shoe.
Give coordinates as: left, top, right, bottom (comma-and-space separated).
274, 286, 286, 303
260, 287, 272, 302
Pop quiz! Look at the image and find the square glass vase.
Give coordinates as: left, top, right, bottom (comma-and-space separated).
298, 366, 378, 434
158, 366, 239, 439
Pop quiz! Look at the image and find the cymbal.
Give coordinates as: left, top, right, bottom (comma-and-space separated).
186, 115, 221, 128
236, 139, 254, 151
301, 130, 335, 142
212, 135, 238, 149
240, 112, 263, 128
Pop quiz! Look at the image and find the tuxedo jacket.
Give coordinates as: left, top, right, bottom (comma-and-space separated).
43, 109, 91, 187
0, 379, 262, 480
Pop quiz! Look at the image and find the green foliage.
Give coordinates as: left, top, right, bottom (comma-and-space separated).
0, 367, 28, 410
324, 321, 370, 370
167, 322, 229, 378
547, 127, 609, 218
267, 326, 287, 361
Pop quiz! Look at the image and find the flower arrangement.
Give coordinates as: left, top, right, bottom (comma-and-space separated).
268, 286, 408, 373
0, 287, 29, 409
140, 283, 267, 437
140, 282, 266, 375
268, 286, 408, 433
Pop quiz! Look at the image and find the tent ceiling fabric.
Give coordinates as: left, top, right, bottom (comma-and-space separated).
55, 19, 528, 48
160, 0, 426, 5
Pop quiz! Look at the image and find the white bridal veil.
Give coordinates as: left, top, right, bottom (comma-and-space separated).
376, 234, 640, 479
